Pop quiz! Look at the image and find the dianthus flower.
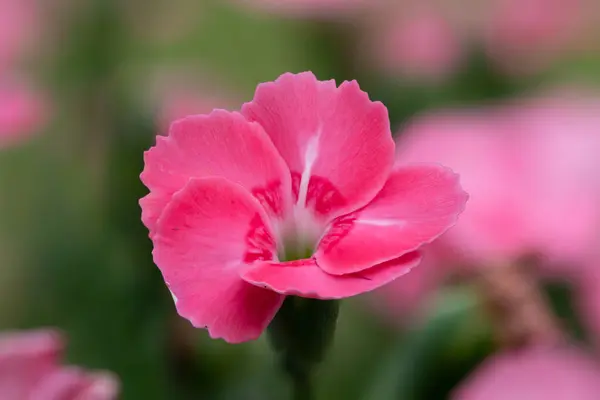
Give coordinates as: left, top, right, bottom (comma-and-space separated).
0, 329, 119, 399
141, 72, 467, 343
0, 81, 46, 148
453, 347, 600, 400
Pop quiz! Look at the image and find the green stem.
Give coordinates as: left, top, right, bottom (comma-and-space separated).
291, 373, 312, 400
267, 297, 340, 400
284, 360, 313, 400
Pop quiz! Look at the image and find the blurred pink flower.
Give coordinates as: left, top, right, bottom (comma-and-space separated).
372, 250, 446, 319
140, 71, 467, 343
0, 81, 47, 148
376, 8, 462, 81
0, 0, 39, 67
484, 0, 584, 73
398, 110, 534, 264
374, 95, 600, 317
453, 347, 600, 400
397, 96, 600, 271
0, 0, 47, 149
501, 97, 600, 266
145, 68, 238, 135
156, 89, 233, 135
0, 329, 119, 399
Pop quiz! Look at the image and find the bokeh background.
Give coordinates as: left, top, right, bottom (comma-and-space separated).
2, 0, 600, 398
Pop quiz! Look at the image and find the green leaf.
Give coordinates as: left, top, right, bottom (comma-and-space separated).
363, 286, 494, 400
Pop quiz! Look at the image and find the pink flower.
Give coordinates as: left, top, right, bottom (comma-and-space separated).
0, 0, 46, 148
371, 250, 446, 319
0, 81, 47, 148
501, 97, 600, 266
452, 347, 600, 400
145, 69, 238, 135
396, 96, 600, 270
156, 90, 234, 135
375, 8, 463, 81
484, 0, 584, 73
398, 110, 532, 264
0, 0, 38, 67
373, 95, 600, 319
0, 329, 119, 399
140, 72, 467, 343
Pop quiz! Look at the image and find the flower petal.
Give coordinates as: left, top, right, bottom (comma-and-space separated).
315, 164, 467, 275
30, 367, 90, 400
396, 111, 534, 262
0, 81, 47, 148
242, 252, 422, 300
76, 372, 120, 400
241, 72, 395, 221
452, 347, 600, 400
141, 110, 291, 235
152, 177, 284, 343
372, 250, 446, 318
0, 329, 63, 397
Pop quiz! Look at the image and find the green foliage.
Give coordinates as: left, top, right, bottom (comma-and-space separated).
362, 286, 494, 400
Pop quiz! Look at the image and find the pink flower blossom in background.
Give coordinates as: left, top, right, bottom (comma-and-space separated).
0, 329, 119, 399
396, 96, 600, 272
372, 250, 446, 319
374, 8, 462, 82
140, 71, 467, 343
0, 0, 47, 148
156, 89, 234, 135
483, 0, 584, 73
397, 111, 534, 264
501, 96, 600, 266
452, 347, 600, 400
375, 94, 600, 317
0, 81, 47, 148
145, 69, 238, 135
0, 0, 39, 67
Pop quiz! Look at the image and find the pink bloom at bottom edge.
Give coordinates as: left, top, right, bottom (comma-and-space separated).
141, 71, 468, 343
452, 346, 600, 400
0, 329, 119, 400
